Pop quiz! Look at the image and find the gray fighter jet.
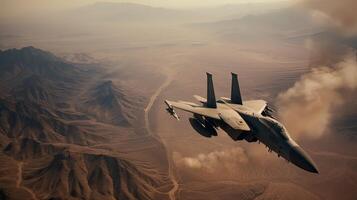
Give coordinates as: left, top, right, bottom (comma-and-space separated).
165, 73, 319, 173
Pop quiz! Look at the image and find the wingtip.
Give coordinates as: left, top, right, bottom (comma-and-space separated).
206, 72, 212, 76
231, 72, 237, 77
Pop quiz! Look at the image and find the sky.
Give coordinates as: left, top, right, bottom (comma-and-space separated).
0, 0, 291, 19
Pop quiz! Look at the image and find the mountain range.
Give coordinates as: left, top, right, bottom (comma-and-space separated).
0, 47, 170, 200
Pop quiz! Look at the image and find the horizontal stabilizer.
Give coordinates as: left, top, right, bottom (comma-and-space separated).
243, 100, 267, 114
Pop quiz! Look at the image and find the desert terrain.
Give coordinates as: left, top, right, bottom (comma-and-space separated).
0, 1, 356, 200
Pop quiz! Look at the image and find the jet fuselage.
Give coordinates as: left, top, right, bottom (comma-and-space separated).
165, 72, 319, 173
223, 104, 318, 173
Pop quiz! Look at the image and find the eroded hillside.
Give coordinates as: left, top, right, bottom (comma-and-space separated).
0, 47, 171, 200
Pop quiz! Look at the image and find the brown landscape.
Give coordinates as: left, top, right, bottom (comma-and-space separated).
0, 0, 356, 200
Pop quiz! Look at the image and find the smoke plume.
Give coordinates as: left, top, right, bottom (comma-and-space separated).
302, 0, 357, 35
174, 147, 248, 172
277, 51, 357, 139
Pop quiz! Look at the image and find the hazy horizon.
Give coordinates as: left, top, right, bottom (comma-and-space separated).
0, 0, 292, 19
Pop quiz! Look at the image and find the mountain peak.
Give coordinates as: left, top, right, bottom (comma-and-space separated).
3, 46, 54, 56
0, 46, 81, 85
98, 80, 115, 92
0, 46, 60, 66
93, 80, 120, 106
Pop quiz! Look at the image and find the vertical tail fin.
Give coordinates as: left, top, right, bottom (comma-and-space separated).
231, 73, 243, 104
206, 72, 217, 108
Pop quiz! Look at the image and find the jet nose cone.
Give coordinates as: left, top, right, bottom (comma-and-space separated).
289, 146, 319, 173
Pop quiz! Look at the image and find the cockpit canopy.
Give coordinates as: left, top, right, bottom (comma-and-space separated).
260, 117, 290, 140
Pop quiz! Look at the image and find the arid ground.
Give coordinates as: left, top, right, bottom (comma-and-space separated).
0, 1, 356, 200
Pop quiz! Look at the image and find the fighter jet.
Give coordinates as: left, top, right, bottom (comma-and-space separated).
165, 73, 319, 173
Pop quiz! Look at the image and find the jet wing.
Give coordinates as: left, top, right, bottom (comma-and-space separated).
193, 95, 206, 103
243, 100, 267, 114
178, 100, 200, 107
165, 100, 220, 120
219, 110, 250, 131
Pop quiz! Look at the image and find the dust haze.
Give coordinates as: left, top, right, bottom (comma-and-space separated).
174, 147, 248, 172
302, 0, 357, 35
1, 0, 357, 200
277, 0, 357, 140
277, 51, 357, 139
